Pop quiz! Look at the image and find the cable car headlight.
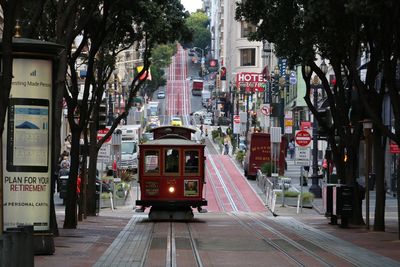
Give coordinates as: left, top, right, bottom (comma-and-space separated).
168, 186, 175, 193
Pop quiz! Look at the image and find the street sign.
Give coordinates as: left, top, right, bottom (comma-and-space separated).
260, 104, 271, 116
295, 147, 310, 166
390, 141, 400, 154
98, 144, 110, 162
295, 130, 312, 147
97, 127, 111, 143
289, 73, 297, 85
233, 115, 240, 134
300, 121, 312, 130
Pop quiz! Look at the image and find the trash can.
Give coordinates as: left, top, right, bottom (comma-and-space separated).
333, 185, 353, 228
3, 225, 34, 267
95, 179, 101, 214
323, 184, 336, 218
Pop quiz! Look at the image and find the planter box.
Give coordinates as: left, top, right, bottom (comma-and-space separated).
275, 196, 313, 208
100, 189, 130, 208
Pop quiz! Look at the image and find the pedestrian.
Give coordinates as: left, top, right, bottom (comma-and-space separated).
288, 140, 295, 159
63, 134, 71, 152
226, 126, 232, 136
102, 169, 114, 193
217, 126, 222, 138
223, 137, 229, 155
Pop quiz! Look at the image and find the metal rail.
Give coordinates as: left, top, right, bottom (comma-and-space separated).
230, 213, 335, 267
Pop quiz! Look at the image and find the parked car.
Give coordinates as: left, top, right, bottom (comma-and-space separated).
170, 117, 182, 126
142, 132, 154, 142
217, 116, 231, 126
203, 116, 213, 125
157, 91, 165, 99
192, 109, 208, 117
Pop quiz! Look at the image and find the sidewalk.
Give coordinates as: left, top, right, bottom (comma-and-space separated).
35, 195, 136, 267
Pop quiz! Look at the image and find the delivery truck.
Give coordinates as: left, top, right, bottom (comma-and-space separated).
192, 79, 203, 96
243, 133, 287, 179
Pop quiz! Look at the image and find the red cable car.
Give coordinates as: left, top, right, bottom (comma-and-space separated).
136, 126, 207, 219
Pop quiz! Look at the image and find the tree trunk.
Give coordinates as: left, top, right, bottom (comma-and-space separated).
373, 127, 386, 231
86, 123, 99, 216
49, 53, 67, 236
63, 130, 80, 228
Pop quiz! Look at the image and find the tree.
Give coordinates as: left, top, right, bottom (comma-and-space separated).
15, 0, 190, 228
235, 0, 399, 226
147, 43, 176, 91
184, 11, 210, 50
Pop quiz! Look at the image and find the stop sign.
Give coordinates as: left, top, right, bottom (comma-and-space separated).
233, 115, 240, 124
97, 127, 111, 143
295, 130, 312, 147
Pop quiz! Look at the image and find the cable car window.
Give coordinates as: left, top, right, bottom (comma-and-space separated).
165, 148, 179, 173
144, 150, 159, 173
185, 150, 199, 173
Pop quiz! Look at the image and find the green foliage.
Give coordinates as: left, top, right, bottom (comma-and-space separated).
275, 191, 315, 203
121, 170, 134, 182
211, 130, 221, 141
235, 150, 245, 162
101, 182, 131, 200
185, 11, 211, 49
147, 43, 176, 91
260, 162, 276, 177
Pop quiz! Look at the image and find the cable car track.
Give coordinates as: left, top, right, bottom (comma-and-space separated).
229, 212, 359, 267
142, 221, 203, 267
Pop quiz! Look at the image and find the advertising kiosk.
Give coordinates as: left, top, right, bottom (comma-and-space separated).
1, 36, 63, 256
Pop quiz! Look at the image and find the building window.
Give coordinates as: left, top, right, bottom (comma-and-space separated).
241, 21, 256, 38
240, 48, 256, 66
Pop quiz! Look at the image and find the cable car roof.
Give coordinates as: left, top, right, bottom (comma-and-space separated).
141, 138, 203, 146
148, 125, 196, 140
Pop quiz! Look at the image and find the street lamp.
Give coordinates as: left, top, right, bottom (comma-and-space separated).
193, 47, 205, 77
245, 83, 255, 146
107, 82, 114, 126
273, 66, 280, 132
362, 119, 373, 229
305, 61, 328, 198
113, 69, 120, 115
273, 65, 290, 134
193, 46, 204, 59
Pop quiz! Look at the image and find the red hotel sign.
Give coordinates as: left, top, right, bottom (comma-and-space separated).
390, 141, 400, 154
236, 72, 266, 92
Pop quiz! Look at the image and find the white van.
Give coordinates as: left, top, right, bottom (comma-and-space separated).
118, 124, 141, 172
202, 90, 211, 107
120, 138, 138, 172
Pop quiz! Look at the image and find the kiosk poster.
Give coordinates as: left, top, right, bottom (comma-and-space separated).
2, 58, 52, 231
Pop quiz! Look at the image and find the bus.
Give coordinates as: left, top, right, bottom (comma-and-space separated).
192, 79, 203, 96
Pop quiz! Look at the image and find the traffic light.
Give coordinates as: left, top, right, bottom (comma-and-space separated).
98, 102, 107, 130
